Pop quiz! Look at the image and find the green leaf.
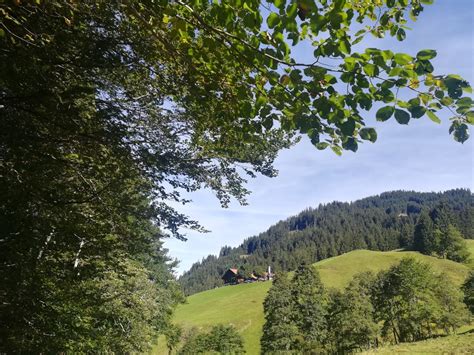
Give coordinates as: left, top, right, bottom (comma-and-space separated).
396, 28, 406, 41
456, 97, 474, 107
466, 111, 474, 124
441, 97, 453, 106
272, 0, 285, 10
363, 63, 378, 77
287, 2, 298, 18
267, 13, 280, 28
426, 110, 441, 124
331, 145, 343, 156
262, 117, 274, 130
394, 53, 413, 65
340, 120, 356, 136
342, 137, 358, 152
416, 49, 437, 60
359, 127, 377, 142
315, 142, 329, 150
338, 39, 351, 55
408, 106, 426, 119
376, 106, 395, 121
352, 36, 363, 45
453, 123, 469, 143
394, 109, 410, 124
255, 95, 267, 109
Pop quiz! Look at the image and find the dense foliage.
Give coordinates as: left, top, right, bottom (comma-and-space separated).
413, 204, 470, 262
179, 324, 245, 354
372, 258, 469, 343
0, 1, 286, 351
261, 273, 299, 352
261, 258, 469, 353
180, 189, 473, 295
291, 263, 328, 351
2, 0, 473, 351
327, 272, 380, 352
462, 271, 474, 315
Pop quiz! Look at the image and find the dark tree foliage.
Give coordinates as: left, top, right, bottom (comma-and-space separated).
413, 204, 470, 262
1, 1, 287, 351
181, 189, 473, 295
413, 211, 437, 254
462, 271, 474, 315
261, 273, 299, 353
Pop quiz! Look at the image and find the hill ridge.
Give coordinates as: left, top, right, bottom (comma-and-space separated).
179, 189, 473, 295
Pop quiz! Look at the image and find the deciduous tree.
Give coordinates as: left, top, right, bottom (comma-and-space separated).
327, 272, 379, 353
290, 263, 328, 352
261, 273, 299, 353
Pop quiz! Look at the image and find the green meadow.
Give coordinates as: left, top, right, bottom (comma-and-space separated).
154, 240, 473, 354
362, 332, 474, 354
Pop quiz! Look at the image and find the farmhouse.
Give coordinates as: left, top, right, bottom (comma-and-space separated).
221, 268, 244, 285
221, 266, 274, 285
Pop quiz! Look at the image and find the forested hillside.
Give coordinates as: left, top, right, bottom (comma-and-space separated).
180, 189, 473, 295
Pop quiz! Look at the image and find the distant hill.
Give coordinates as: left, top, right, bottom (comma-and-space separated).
179, 189, 473, 295
160, 243, 473, 354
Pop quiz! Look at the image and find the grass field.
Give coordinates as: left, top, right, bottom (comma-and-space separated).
362, 332, 474, 354
153, 240, 474, 354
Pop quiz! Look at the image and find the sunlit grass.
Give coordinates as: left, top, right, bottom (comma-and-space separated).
152, 244, 472, 354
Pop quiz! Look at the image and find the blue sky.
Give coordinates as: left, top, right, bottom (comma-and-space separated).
166, 1, 474, 275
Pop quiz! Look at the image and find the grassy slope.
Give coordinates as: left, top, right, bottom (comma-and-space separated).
361, 332, 474, 354
158, 241, 473, 354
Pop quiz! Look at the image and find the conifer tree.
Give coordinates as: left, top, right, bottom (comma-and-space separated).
413, 211, 437, 254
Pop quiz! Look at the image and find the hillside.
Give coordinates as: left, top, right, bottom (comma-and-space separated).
361, 332, 474, 354
163, 243, 473, 354
179, 189, 473, 295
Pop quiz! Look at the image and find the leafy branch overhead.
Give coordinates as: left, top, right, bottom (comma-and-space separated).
168, 0, 472, 153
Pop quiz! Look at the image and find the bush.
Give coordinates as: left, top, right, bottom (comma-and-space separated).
180, 324, 244, 354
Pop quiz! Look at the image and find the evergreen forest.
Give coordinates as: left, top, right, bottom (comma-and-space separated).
180, 189, 473, 295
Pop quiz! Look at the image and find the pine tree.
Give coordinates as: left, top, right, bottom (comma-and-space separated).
413, 211, 437, 254
290, 263, 328, 352
261, 273, 299, 353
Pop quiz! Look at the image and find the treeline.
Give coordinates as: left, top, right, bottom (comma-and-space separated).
261, 259, 472, 354
414, 203, 470, 262
180, 189, 473, 295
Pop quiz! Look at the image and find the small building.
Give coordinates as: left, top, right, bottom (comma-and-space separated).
222, 268, 244, 285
